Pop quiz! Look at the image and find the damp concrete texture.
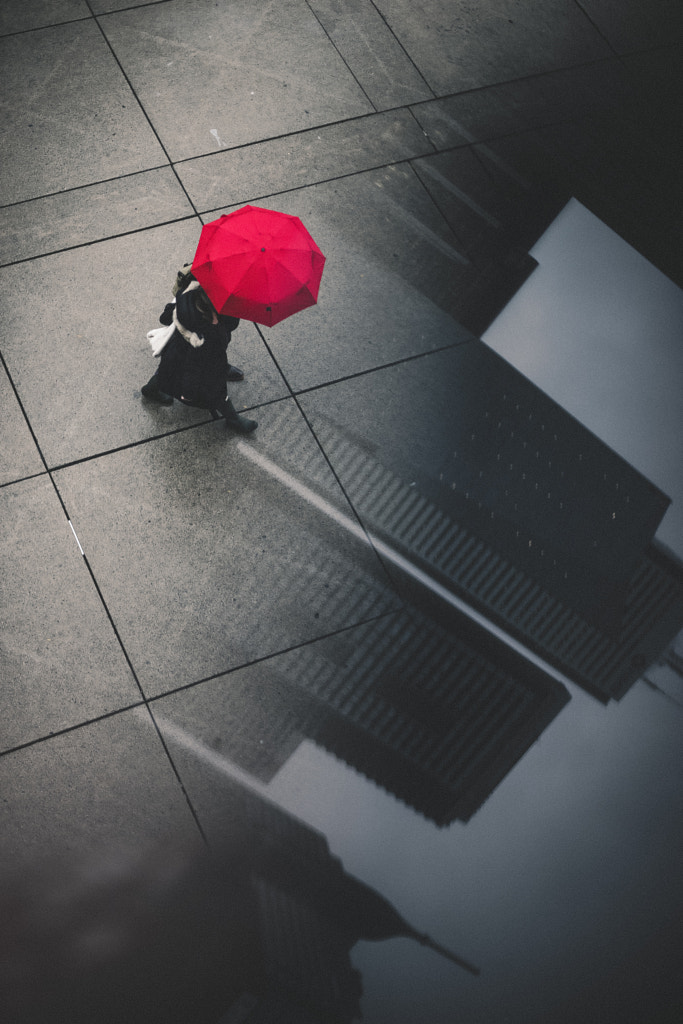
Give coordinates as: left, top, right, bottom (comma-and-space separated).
1, 3, 683, 1023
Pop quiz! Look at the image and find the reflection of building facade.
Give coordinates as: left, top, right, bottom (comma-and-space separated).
208, 601, 569, 826
218, 380, 682, 829
290, 606, 570, 825
223, 783, 363, 1024
223, 874, 363, 1024
9, 771, 477, 1024
273, 351, 683, 705
205, 773, 477, 1023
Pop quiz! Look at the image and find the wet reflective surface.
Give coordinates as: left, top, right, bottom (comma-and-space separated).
2, 3, 683, 1022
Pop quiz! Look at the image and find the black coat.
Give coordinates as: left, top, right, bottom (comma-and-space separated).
156, 289, 240, 409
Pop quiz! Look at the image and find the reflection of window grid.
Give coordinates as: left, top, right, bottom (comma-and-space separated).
256, 607, 568, 825
303, 412, 682, 703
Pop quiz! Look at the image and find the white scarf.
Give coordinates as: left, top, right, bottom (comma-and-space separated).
147, 321, 175, 356
146, 281, 206, 355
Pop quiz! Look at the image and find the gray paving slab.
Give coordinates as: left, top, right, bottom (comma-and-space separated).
54, 399, 400, 698
0, 707, 201, 862
239, 170, 476, 392
578, 0, 683, 52
0, 220, 288, 467
0, 362, 44, 485
0, 168, 193, 266
0, 0, 89, 35
410, 60, 637, 150
0, 476, 141, 754
306, 0, 434, 109
99, 0, 372, 162
372, 0, 611, 94
0, 9, 680, 1024
176, 109, 434, 213
0, 20, 166, 206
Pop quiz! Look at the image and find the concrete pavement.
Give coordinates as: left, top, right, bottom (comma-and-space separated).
2, 2, 683, 1022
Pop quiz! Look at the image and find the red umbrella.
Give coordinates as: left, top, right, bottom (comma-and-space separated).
191, 205, 326, 327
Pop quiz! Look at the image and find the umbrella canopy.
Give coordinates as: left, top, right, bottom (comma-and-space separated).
191, 205, 326, 327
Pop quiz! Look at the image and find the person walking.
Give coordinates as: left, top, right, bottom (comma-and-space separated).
141, 277, 257, 433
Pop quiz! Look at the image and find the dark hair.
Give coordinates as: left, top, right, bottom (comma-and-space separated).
194, 288, 215, 320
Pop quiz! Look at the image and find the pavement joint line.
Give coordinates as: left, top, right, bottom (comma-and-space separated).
0, 104, 638, 267
171, 106, 436, 167
0, 15, 93, 41
25, 467, 207, 832
572, 0, 619, 55
2, 351, 473, 485
74, 547, 148, 702
0, 164, 173, 213
366, 0, 437, 98
46, 424, 220, 473
194, 152, 438, 219
0, 350, 51, 473
0, 216, 200, 271
130, 704, 208, 844
42, 400, 279, 474
91, 0, 174, 16
253, 325, 297, 404
0, 701, 148, 760
142, 609, 402, 703
90, 7, 201, 221
49, 467, 150, 706
0, 701, 207, 842
291, 340, 477, 397
0, 471, 48, 491
405, 52, 637, 105
2, 341, 476, 490
303, 0, 378, 113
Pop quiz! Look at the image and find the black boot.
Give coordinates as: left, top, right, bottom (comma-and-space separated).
219, 397, 257, 433
226, 364, 244, 381
141, 371, 173, 405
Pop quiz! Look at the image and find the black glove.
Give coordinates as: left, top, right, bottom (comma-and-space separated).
159, 302, 175, 326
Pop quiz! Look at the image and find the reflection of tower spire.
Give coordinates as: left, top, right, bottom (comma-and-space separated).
326, 871, 481, 976
412, 929, 481, 976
